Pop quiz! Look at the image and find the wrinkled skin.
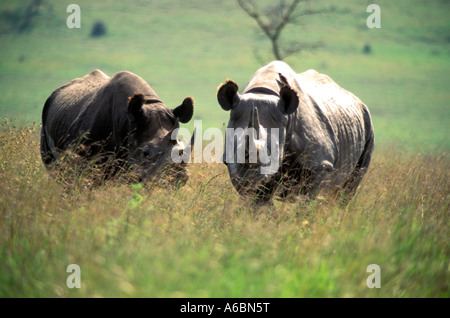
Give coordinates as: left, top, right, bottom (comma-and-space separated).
41, 69, 194, 185
217, 61, 374, 204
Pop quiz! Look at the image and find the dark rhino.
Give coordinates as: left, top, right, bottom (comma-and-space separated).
217, 61, 374, 203
41, 69, 194, 184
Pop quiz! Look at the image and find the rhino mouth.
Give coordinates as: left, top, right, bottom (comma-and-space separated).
133, 166, 188, 188
159, 163, 189, 187
131, 155, 188, 187
229, 166, 269, 195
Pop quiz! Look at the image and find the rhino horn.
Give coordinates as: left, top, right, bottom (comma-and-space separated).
246, 106, 260, 160
189, 127, 196, 151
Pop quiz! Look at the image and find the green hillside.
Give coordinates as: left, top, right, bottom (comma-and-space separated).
0, 0, 449, 149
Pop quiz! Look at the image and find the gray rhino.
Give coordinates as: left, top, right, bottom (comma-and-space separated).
41, 69, 194, 184
217, 61, 374, 203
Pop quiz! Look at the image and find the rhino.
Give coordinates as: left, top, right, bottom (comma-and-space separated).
217, 61, 374, 204
40, 69, 194, 185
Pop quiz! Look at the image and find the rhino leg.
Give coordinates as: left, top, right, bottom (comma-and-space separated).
40, 125, 56, 168
338, 133, 374, 204
253, 179, 279, 206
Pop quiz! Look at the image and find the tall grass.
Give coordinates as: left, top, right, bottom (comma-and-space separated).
0, 124, 448, 297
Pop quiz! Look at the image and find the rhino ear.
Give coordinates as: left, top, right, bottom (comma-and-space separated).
172, 97, 194, 123
280, 84, 299, 115
128, 93, 145, 120
217, 79, 239, 111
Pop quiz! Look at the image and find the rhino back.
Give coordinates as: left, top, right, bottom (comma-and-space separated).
243, 61, 298, 96
43, 70, 160, 151
43, 69, 110, 149
289, 70, 372, 176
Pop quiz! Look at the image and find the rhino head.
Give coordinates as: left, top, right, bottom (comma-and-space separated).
126, 93, 194, 185
217, 78, 299, 197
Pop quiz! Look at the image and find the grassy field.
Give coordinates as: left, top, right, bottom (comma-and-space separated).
0, 124, 448, 298
0, 0, 449, 298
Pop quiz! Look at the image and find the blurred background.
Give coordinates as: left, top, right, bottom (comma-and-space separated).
0, 0, 448, 151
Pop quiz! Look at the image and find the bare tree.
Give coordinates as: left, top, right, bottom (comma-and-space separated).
237, 0, 330, 61
18, 0, 43, 32
0, 0, 53, 34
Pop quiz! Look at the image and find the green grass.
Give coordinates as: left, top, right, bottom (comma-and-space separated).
0, 125, 448, 297
0, 0, 449, 298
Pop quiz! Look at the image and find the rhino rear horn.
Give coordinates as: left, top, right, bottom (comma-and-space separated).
248, 106, 261, 132
189, 127, 196, 151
